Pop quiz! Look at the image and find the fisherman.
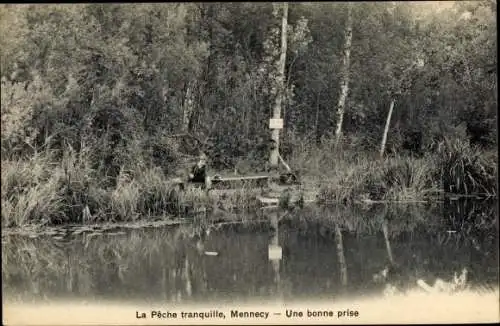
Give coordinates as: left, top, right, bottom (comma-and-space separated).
188, 152, 208, 186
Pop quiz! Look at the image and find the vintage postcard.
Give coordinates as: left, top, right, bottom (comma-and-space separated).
1, 1, 498, 325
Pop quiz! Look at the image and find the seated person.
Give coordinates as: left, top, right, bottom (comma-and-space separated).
188, 153, 208, 184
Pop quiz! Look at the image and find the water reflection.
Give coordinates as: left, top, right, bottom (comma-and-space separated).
382, 218, 394, 265
334, 223, 348, 287
2, 200, 498, 304
268, 211, 283, 303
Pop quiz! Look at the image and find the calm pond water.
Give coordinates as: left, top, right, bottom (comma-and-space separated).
2, 200, 498, 305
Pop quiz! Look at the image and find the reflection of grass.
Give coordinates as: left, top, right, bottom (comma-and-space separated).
281, 204, 441, 238
2, 226, 199, 302
434, 199, 498, 251
2, 200, 497, 303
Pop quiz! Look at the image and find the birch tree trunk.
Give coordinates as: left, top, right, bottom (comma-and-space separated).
380, 98, 395, 159
269, 2, 288, 168
182, 81, 195, 133
334, 4, 353, 146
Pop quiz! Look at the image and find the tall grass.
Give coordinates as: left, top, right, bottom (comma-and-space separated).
1, 137, 497, 228
382, 156, 440, 201
435, 138, 497, 196
109, 171, 141, 221
136, 167, 182, 217
1, 153, 64, 227
291, 137, 496, 204
1, 147, 264, 227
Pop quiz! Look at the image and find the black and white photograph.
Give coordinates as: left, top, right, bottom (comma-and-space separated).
1, 1, 498, 325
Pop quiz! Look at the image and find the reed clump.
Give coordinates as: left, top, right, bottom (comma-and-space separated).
434, 138, 497, 196
295, 138, 496, 204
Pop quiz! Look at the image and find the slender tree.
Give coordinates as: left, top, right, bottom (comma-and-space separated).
269, 2, 288, 168
334, 3, 353, 146
380, 99, 396, 159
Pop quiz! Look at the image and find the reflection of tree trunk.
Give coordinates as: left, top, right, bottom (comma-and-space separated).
183, 256, 192, 297
272, 259, 281, 295
334, 3, 353, 146
66, 254, 73, 292
382, 219, 394, 264
380, 99, 395, 159
271, 214, 279, 246
169, 267, 177, 302
269, 2, 288, 167
173, 243, 188, 302
270, 212, 283, 302
196, 239, 209, 294
161, 268, 168, 300
334, 223, 348, 286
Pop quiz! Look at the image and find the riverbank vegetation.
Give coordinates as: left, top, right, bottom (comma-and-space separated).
1, 2, 497, 228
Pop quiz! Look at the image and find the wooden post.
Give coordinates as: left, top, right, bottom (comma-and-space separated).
269, 3, 288, 168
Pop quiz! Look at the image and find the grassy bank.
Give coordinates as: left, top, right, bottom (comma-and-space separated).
291, 138, 497, 204
1, 139, 497, 228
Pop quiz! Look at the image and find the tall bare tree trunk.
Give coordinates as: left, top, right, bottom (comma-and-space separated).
334, 4, 353, 146
182, 81, 195, 133
380, 99, 395, 159
269, 3, 288, 168
334, 223, 348, 286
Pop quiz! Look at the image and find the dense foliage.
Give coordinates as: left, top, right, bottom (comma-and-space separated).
1, 2, 497, 226
2, 2, 496, 160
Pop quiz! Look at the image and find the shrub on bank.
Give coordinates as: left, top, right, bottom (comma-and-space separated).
435, 138, 497, 196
